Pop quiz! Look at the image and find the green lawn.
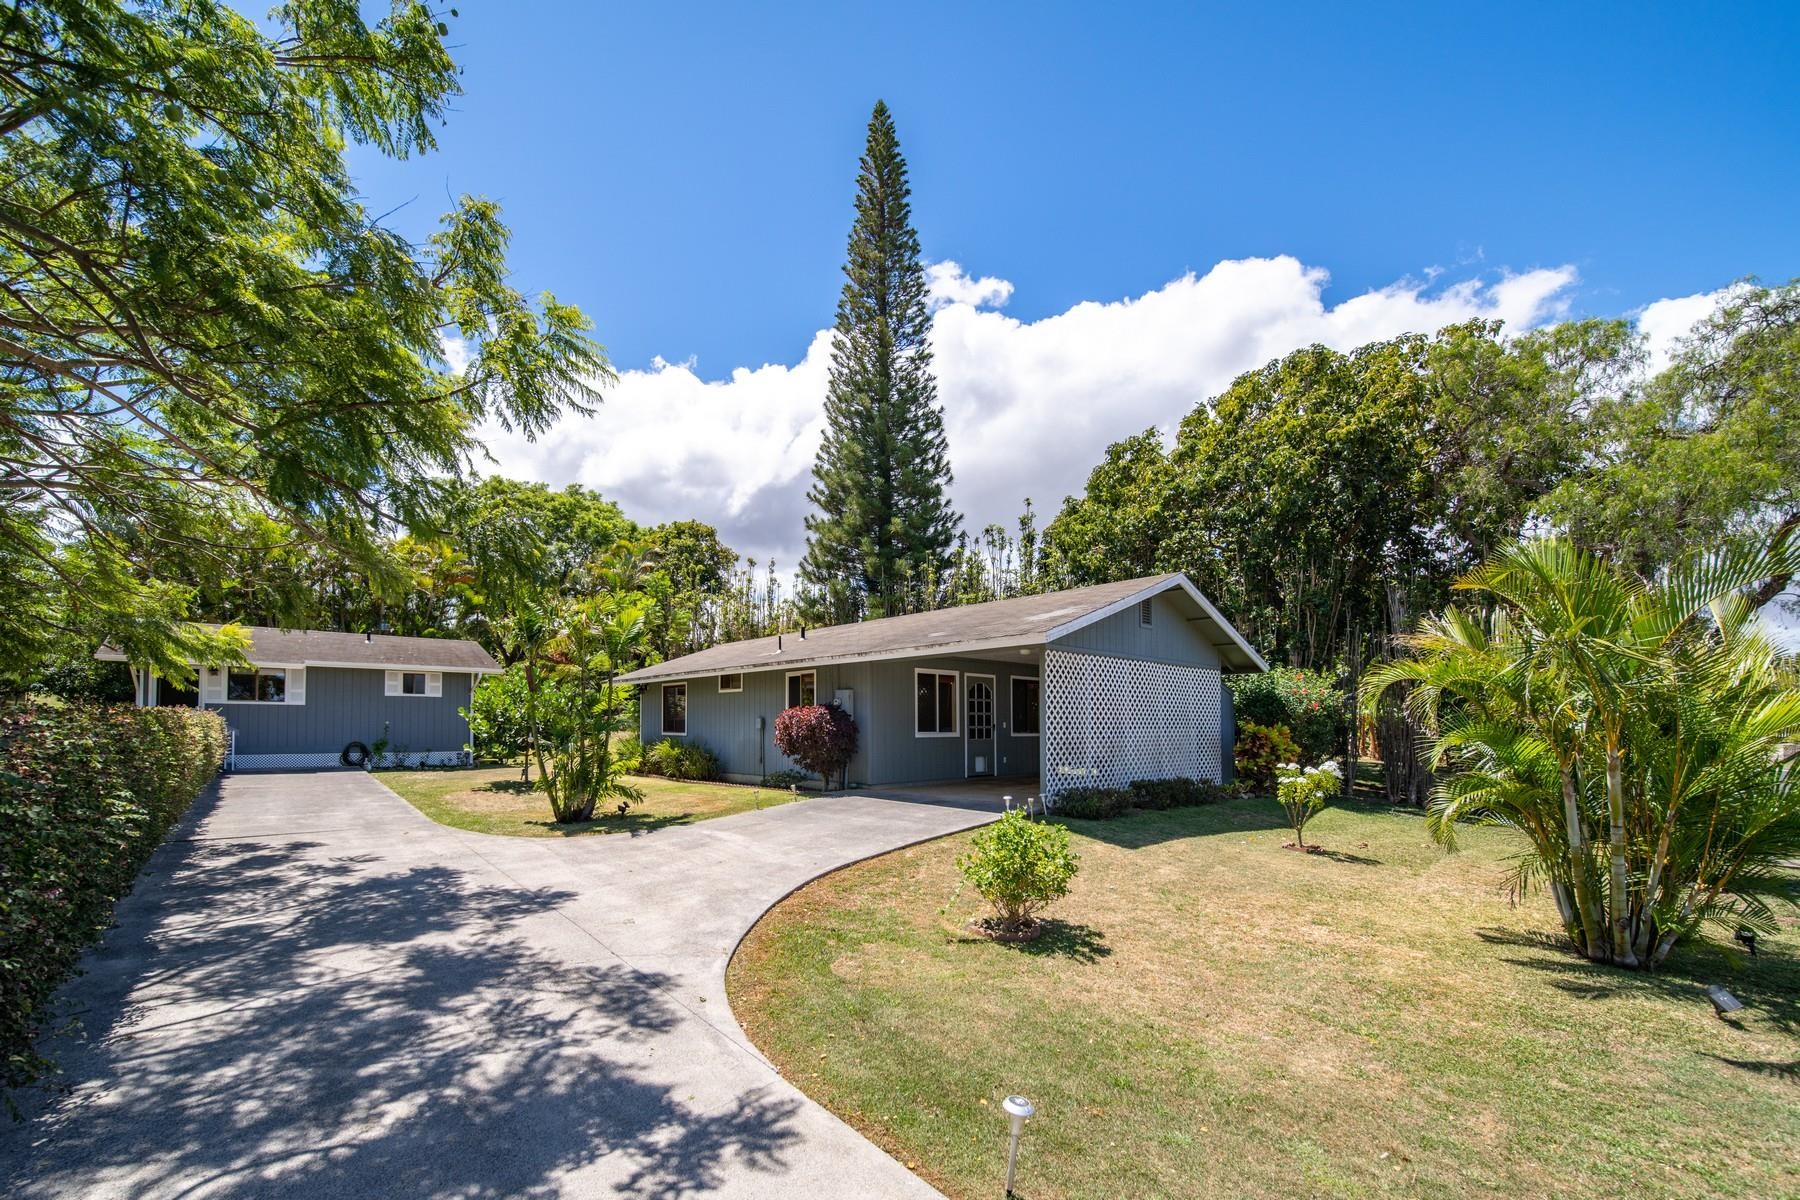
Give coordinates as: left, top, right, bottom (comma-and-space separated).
728, 798, 1800, 1200
375, 765, 800, 836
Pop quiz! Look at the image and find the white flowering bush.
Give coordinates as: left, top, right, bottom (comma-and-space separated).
1275, 760, 1341, 849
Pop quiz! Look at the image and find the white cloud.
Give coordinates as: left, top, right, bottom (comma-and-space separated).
1636, 287, 1729, 375
925, 260, 1013, 311
441, 335, 473, 375
478, 255, 1586, 573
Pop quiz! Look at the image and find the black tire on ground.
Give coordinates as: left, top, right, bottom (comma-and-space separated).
340, 741, 371, 769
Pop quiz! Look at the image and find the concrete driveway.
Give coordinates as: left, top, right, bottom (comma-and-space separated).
1, 771, 997, 1198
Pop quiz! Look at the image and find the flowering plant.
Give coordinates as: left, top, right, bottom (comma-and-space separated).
1275, 759, 1341, 848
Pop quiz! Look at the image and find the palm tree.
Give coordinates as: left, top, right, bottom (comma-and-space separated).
497, 602, 552, 783
535, 596, 647, 824
1363, 534, 1800, 968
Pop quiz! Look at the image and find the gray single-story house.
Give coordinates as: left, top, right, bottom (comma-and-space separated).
616, 572, 1266, 797
100, 626, 500, 771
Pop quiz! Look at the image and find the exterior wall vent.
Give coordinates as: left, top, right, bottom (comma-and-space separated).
1138, 598, 1154, 628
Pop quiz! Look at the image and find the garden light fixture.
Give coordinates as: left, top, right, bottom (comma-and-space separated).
1706, 985, 1743, 1017
1002, 1093, 1035, 1196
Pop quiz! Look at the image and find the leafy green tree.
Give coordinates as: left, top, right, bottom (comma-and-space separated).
800, 101, 958, 623
1043, 321, 1628, 670
644, 520, 738, 595
0, 0, 606, 685
1540, 279, 1800, 598
1226, 668, 1346, 764
1362, 535, 1800, 967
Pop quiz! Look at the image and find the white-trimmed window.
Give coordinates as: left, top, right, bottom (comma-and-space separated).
385, 670, 442, 698
661, 683, 688, 736
914, 669, 958, 737
1139, 598, 1154, 628
718, 672, 744, 693
786, 670, 816, 708
227, 667, 287, 703
1011, 676, 1041, 737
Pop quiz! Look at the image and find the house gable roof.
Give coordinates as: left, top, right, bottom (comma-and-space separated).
617, 572, 1267, 684
98, 626, 500, 674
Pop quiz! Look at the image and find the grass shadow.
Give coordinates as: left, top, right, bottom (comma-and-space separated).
950, 919, 1112, 965
1309, 847, 1383, 866
1703, 1055, 1800, 1082
1475, 927, 1800, 1034
477, 778, 537, 796
524, 809, 701, 838
1064, 798, 1289, 850
1013, 920, 1112, 964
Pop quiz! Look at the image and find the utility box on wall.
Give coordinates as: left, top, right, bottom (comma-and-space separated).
833, 688, 854, 718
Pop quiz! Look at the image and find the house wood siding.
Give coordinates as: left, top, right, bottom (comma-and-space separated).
1050, 591, 1223, 668
211, 666, 474, 757
638, 654, 1042, 785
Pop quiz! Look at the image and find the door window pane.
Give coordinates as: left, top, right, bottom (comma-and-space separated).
968, 680, 994, 740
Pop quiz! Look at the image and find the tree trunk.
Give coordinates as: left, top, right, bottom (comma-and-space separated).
1561, 765, 1607, 960
1605, 743, 1639, 966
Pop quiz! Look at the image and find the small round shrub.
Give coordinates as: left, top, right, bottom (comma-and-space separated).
1275, 759, 1341, 848
956, 810, 1080, 934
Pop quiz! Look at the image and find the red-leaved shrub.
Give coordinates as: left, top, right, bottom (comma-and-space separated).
773, 703, 858, 788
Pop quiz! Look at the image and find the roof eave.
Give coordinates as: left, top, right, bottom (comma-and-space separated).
1043, 572, 1269, 673
616, 632, 1051, 685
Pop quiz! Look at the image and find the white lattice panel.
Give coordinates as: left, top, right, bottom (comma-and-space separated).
1042, 650, 1222, 797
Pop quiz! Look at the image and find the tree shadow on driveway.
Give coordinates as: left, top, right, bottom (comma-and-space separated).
3, 814, 803, 1198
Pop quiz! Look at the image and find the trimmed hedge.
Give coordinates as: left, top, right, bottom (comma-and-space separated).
2, 696, 226, 1092
1057, 776, 1232, 819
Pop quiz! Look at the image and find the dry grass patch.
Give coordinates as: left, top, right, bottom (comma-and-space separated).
728, 798, 1800, 1200
375, 765, 798, 836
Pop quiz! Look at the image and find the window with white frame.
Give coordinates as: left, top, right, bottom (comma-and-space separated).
786, 670, 816, 708
227, 667, 286, 702
385, 672, 441, 698
914, 669, 958, 736
385, 670, 441, 698
661, 683, 688, 735
1011, 676, 1041, 736
718, 672, 744, 693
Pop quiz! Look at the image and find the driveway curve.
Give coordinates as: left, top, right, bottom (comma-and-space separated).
1, 770, 997, 1198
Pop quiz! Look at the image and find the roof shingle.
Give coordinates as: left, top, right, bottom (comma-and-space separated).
99, 626, 500, 672
618, 573, 1263, 683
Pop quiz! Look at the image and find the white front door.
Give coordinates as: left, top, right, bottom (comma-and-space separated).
966, 674, 996, 777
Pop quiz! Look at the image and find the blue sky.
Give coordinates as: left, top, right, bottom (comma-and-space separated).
347, 2, 1798, 576
352, 2, 1798, 372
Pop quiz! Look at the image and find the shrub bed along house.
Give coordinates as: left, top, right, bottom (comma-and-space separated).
1057, 776, 1228, 819
634, 737, 721, 781
1, 696, 226, 1094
